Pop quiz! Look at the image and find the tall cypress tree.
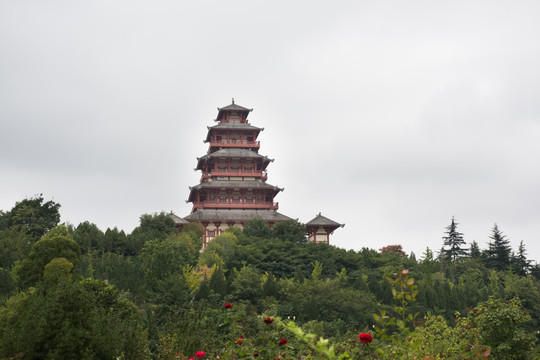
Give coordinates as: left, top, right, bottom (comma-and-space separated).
442, 217, 467, 261
486, 224, 512, 271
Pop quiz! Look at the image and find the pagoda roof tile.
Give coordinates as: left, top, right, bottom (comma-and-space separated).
306, 213, 344, 228
197, 148, 271, 161
205, 123, 263, 142
207, 123, 263, 131
190, 180, 282, 191
170, 213, 189, 224
217, 103, 252, 113
184, 209, 293, 222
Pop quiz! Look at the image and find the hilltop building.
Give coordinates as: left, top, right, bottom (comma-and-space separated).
173, 100, 343, 247
306, 213, 345, 244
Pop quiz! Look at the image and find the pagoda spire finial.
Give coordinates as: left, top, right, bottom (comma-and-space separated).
232, 97, 235, 104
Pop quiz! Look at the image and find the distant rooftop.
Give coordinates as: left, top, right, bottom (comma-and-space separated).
217, 102, 252, 113
306, 213, 344, 228
170, 213, 189, 225
217, 101, 253, 120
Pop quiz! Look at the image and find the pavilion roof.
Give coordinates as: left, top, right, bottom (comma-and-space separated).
187, 180, 282, 202
217, 103, 252, 113
189, 180, 282, 191
217, 102, 253, 120
184, 209, 293, 222
196, 148, 273, 169
208, 123, 262, 131
205, 123, 263, 142
170, 213, 189, 225
306, 213, 344, 228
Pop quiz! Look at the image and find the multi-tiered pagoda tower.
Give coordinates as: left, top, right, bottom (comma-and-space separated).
182, 100, 293, 246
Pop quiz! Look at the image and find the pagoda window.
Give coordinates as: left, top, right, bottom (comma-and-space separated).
207, 230, 215, 237
247, 136, 253, 142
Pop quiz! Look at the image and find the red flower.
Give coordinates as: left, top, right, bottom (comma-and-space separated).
278, 338, 288, 346
189, 358, 194, 360
359, 332, 373, 344
263, 316, 274, 324
224, 302, 233, 309
236, 336, 243, 345
195, 351, 206, 358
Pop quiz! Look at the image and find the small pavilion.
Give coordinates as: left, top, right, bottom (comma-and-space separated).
306, 213, 345, 244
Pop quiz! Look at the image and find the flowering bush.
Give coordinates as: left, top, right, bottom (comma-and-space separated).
151, 270, 538, 360
358, 333, 373, 344
235, 336, 243, 345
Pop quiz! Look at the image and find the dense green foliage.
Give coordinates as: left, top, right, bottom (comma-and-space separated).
0, 198, 539, 359
0, 195, 61, 239
0, 266, 147, 359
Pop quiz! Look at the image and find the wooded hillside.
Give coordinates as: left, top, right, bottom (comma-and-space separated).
1, 196, 538, 359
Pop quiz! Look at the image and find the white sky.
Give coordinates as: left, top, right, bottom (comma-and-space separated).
1, 1, 539, 262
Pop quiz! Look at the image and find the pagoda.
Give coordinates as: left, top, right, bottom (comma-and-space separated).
182, 100, 293, 246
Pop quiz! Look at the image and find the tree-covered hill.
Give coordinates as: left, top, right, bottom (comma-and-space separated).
0, 196, 539, 359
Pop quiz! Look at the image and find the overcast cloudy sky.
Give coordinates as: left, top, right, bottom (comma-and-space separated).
1, 1, 539, 262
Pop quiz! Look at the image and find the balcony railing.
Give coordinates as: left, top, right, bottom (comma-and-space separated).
193, 201, 278, 210
201, 170, 267, 180
209, 139, 260, 148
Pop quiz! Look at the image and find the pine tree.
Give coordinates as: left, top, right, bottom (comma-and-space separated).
469, 240, 481, 258
486, 224, 512, 271
511, 240, 531, 276
442, 217, 467, 261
